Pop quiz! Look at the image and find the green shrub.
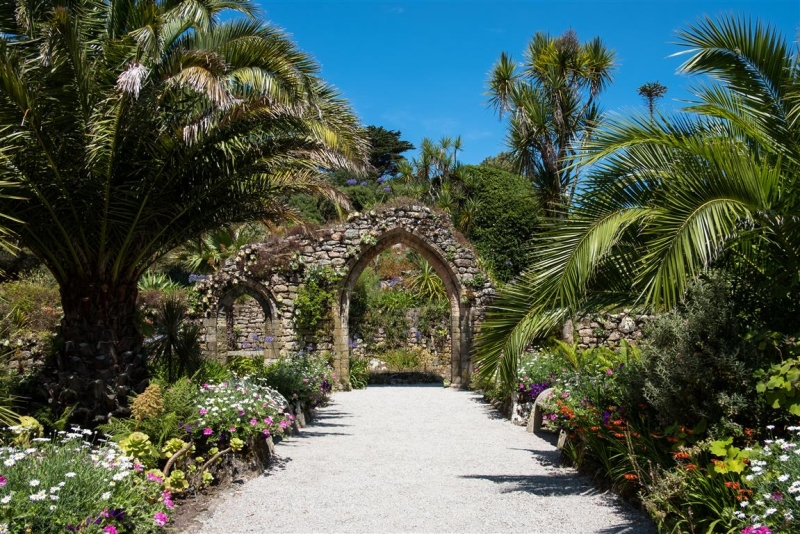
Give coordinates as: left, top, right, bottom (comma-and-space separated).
260, 352, 334, 407
0, 268, 61, 337
145, 296, 203, 383
293, 267, 339, 334
348, 357, 369, 389
228, 355, 265, 377
626, 275, 764, 435
460, 165, 540, 282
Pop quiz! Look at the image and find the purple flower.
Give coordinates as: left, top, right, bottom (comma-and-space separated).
359, 181, 367, 186
602, 411, 612, 425
346, 178, 357, 185
383, 186, 391, 192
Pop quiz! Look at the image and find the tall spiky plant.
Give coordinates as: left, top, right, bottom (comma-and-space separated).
474, 15, 800, 393
0, 0, 367, 421
486, 29, 615, 215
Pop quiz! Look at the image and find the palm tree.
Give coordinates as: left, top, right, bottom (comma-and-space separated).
474, 15, 800, 392
176, 224, 266, 275
0, 0, 367, 420
486, 30, 615, 215
637, 81, 668, 119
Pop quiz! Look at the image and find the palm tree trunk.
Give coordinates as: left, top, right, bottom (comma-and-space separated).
51, 278, 147, 425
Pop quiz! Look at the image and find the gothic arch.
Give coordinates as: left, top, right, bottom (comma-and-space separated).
201, 205, 492, 386
333, 226, 470, 386
206, 277, 280, 361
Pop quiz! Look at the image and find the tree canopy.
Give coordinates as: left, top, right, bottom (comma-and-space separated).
0, 0, 367, 420
474, 15, 800, 392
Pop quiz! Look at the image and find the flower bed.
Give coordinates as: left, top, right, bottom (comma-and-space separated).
0, 429, 170, 533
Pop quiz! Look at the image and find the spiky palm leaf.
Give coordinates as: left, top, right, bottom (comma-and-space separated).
0, 0, 367, 419
474, 15, 800, 391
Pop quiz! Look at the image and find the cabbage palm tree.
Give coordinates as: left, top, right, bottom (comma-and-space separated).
474, 15, 800, 392
0, 0, 367, 420
487, 30, 615, 215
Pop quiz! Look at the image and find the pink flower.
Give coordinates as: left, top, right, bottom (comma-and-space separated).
133, 461, 143, 472
203, 427, 213, 436
287, 414, 295, 421
229, 426, 237, 432
264, 416, 273, 425
199, 408, 208, 415
146, 472, 164, 483
162, 491, 175, 509
154, 512, 169, 527
280, 420, 289, 430
605, 369, 613, 376
0, 475, 6, 487
104, 526, 118, 534
249, 418, 258, 426
202, 383, 210, 389
237, 409, 245, 416
263, 429, 271, 437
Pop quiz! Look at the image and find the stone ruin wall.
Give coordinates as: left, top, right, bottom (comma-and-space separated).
571, 311, 654, 349
199, 205, 493, 385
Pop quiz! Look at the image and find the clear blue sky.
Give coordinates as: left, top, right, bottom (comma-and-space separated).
255, 1, 800, 165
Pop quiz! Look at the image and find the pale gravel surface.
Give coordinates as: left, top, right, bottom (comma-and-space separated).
191, 385, 656, 534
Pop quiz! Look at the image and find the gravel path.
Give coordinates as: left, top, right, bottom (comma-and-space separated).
191, 385, 655, 534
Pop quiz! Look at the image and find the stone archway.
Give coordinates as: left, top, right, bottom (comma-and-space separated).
203, 279, 280, 362
200, 205, 493, 386
333, 227, 470, 386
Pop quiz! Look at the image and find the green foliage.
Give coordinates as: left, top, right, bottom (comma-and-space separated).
259, 352, 334, 407
174, 224, 267, 275
474, 15, 800, 396
408, 256, 447, 303
486, 29, 615, 214
228, 356, 266, 377
460, 165, 540, 282
627, 276, 763, 433
348, 357, 369, 389
0, 432, 169, 532
379, 347, 435, 372
0, 268, 61, 337
293, 267, 340, 334
755, 355, 800, 416
364, 126, 415, 179
708, 437, 752, 475
145, 296, 203, 383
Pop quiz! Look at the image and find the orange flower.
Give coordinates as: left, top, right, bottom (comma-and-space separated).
590, 426, 600, 432
672, 451, 690, 460
623, 473, 638, 481
725, 481, 741, 490
666, 437, 680, 444
614, 433, 624, 439
685, 464, 697, 471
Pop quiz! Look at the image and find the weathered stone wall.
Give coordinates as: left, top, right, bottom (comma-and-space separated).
200, 205, 494, 386
572, 311, 653, 349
